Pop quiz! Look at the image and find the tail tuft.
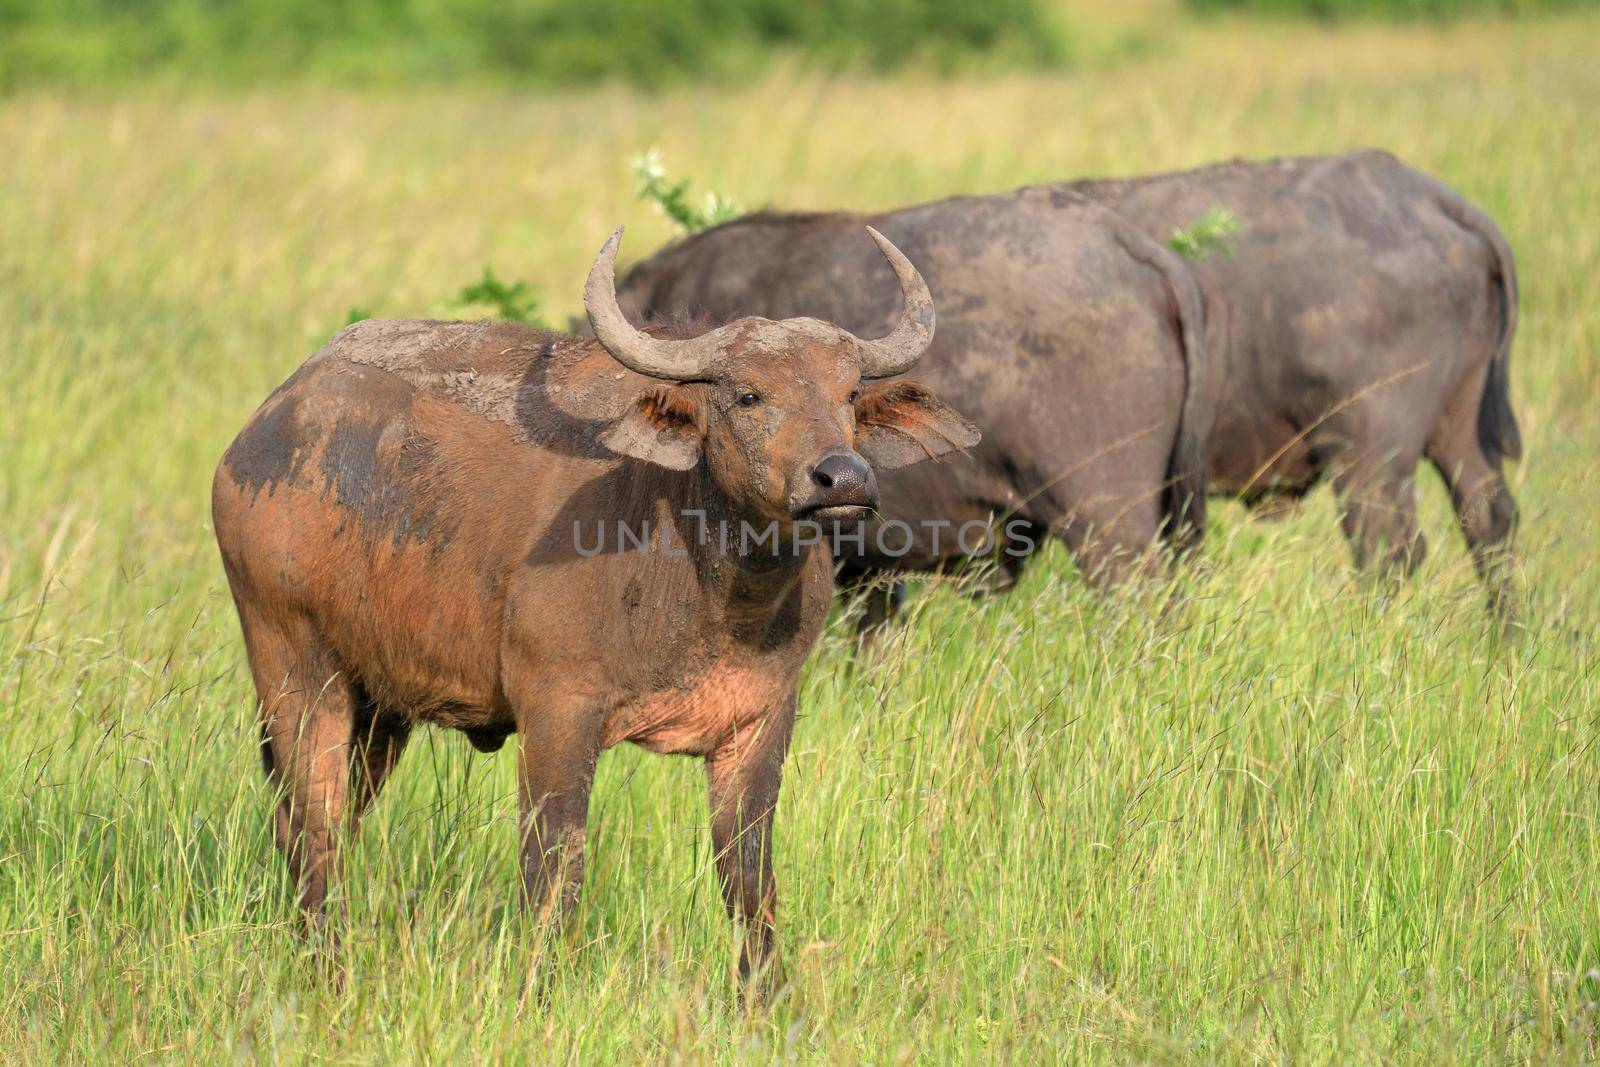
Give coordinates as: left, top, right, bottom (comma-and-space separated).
1163, 423, 1209, 552
1478, 341, 1522, 464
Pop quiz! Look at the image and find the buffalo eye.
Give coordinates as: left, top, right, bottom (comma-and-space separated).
737, 392, 762, 408
847, 389, 861, 403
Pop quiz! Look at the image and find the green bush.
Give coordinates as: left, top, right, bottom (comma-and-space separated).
1189, 0, 1592, 15
452, 266, 548, 328
632, 148, 743, 234
1167, 206, 1240, 260
0, 0, 1067, 90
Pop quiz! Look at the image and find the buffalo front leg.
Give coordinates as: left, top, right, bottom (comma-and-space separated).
516, 697, 604, 921
849, 578, 907, 644
706, 703, 795, 998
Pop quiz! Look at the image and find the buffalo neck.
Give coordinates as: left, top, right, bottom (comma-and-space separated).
670, 467, 826, 646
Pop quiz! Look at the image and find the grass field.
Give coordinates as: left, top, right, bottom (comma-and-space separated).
3, 3, 1599, 1061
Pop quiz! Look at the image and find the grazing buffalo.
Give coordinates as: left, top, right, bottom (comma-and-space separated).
1064, 151, 1520, 611
621, 151, 1522, 617
211, 226, 976, 988
616, 187, 1211, 620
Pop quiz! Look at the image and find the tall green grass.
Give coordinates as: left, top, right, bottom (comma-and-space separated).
1, 4, 1598, 1060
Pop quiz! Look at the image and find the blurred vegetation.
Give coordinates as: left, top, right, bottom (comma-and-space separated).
1190, 0, 1593, 15
0, 0, 1068, 90
353, 149, 726, 334
452, 266, 548, 327
632, 147, 743, 234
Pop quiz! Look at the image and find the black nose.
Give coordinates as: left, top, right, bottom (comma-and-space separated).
810, 452, 876, 506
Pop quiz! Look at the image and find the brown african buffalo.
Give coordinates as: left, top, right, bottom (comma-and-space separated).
618, 150, 1521, 616
211, 226, 977, 988
616, 187, 1211, 620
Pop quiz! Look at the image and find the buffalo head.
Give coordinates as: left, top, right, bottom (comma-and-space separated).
585, 226, 979, 525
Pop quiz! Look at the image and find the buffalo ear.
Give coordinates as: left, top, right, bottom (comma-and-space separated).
600, 387, 704, 471
854, 380, 981, 470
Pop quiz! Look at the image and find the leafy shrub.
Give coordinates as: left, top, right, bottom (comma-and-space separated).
631, 148, 742, 234
0, 0, 1068, 90
453, 267, 547, 327
1167, 207, 1240, 260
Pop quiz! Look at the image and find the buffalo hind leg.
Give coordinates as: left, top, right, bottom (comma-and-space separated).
349, 696, 412, 834
243, 610, 359, 920
707, 705, 794, 1002
1056, 498, 1165, 590
1428, 437, 1520, 619
1333, 457, 1426, 579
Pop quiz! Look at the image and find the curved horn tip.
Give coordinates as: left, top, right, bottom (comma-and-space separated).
854, 225, 936, 379
584, 222, 720, 381
864, 226, 900, 261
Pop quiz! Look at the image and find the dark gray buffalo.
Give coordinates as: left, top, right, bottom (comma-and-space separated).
617, 187, 1212, 615
1067, 150, 1521, 611
621, 151, 1521, 614
212, 226, 976, 989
